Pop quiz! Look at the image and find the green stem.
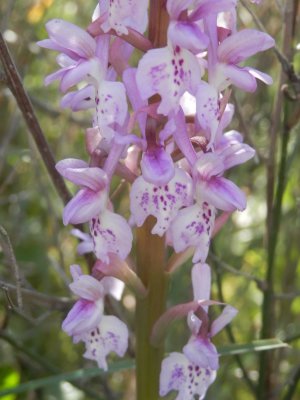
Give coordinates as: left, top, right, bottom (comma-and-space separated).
258, 98, 292, 399
136, 217, 168, 400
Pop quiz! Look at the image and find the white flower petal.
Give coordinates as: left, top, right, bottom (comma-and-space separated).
95, 81, 128, 128
130, 167, 193, 236
170, 203, 215, 263
196, 82, 220, 142
160, 351, 217, 400
82, 315, 128, 371
90, 210, 133, 263
101, 0, 148, 35
136, 45, 202, 115
69, 275, 104, 301
210, 305, 238, 337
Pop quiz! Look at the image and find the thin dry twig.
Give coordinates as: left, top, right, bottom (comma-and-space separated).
0, 279, 72, 311
0, 32, 71, 205
231, 91, 265, 162
0, 225, 23, 309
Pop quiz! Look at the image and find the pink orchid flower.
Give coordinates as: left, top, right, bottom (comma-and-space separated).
37, 19, 103, 91
136, 44, 203, 115
62, 265, 128, 370
90, 211, 133, 264
56, 158, 108, 225
93, 0, 148, 35
213, 29, 275, 92
160, 263, 237, 399
169, 133, 254, 262
167, 0, 237, 54
130, 167, 194, 236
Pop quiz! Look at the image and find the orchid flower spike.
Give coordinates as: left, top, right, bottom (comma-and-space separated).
62, 265, 128, 371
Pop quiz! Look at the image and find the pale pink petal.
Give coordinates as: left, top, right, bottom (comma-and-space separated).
123, 68, 147, 136
216, 141, 255, 170
171, 109, 198, 165
246, 67, 273, 85
167, 0, 194, 19
160, 351, 216, 400
210, 305, 238, 337
63, 188, 107, 225
37, 39, 80, 60
101, 277, 125, 301
56, 159, 108, 191
95, 81, 127, 127
90, 210, 133, 263
56, 158, 88, 173
70, 264, 82, 281
168, 21, 209, 53
95, 34, 110, 67
169, 203, 215, 263
62, 299, 103, 337
56, 54, 76, 69
130, 167, 193, 236
183, 337, 219, 370
217, 29, 275, 64
222, 130, 243, 144
199, 177, 246, 211
187, 311, 203, 336
109, 37, 134, 71
101, 0, 148, 35
160, 352, 190, 399
60, 58, 103, 92
69, 274, 104, 301
219, 103, 234, 131
180, 92, 196, 116
124, 145, 141, 174
222, 64, 257, 92
82, 315, 128, 370
60, 85, 95, 111
192, 263, 211, 302
77, 241, 94, 255
45, 19, 96, 59
141, 147, 175, 185
196, 82, 220, 141
44, 66, 72, 86
189, 0, 237, 22
136, 45, 202, 115
194, 153, 225, 181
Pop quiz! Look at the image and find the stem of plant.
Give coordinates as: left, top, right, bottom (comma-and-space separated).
258, 0, 296, 397
136, 217, 168, 400
135, 4, 169, 398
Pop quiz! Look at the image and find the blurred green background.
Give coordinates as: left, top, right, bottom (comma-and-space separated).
0, 1, 299, 399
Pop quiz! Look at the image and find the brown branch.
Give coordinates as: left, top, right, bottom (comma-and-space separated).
0, 32, 71, 205
0, 225, 23, 309
0, 280, 71, 311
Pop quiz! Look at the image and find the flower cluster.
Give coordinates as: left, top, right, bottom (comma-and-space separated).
39, 0, 273, 397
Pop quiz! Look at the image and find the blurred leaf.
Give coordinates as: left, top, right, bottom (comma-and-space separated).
0, 339, 288, 396
219, 339, 288, 356
0, 366, 20, 400
0, 360, 135, 396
